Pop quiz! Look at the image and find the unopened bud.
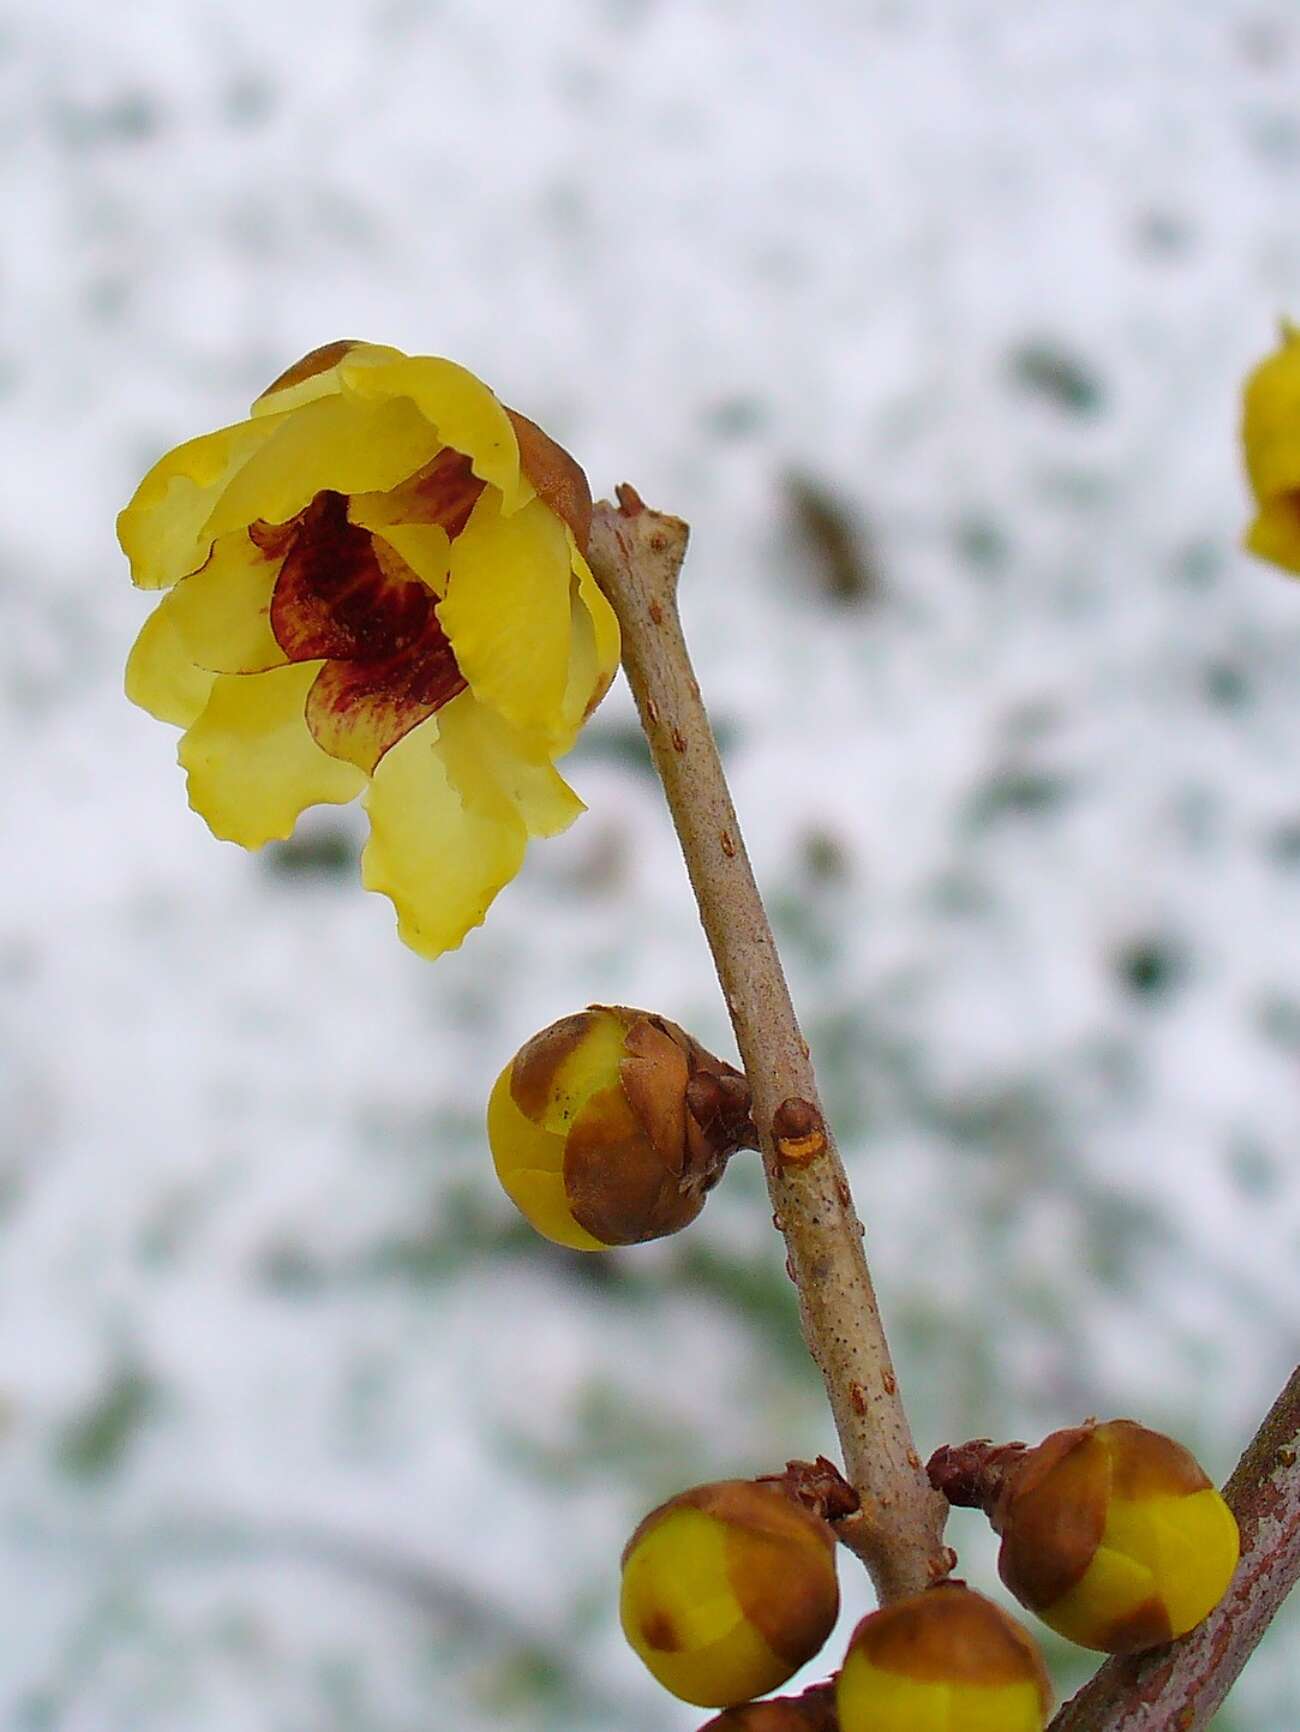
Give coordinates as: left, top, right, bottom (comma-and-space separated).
488, 1007, 753, 1250
836, 1583, 1051, 1732
990, 1418, 1239, 1653
620, 1479, 840, 1708
699, 1685, 838, 1730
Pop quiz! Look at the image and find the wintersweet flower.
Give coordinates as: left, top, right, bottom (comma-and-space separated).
1242, 321, 1300, 574
120, 341, 619, 957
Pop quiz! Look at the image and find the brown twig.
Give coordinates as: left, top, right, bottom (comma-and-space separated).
1049, 1363, 1300, 1731
587, 487, 948, 1602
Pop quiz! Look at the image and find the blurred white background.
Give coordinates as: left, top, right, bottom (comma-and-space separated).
3, 0, 1300, 1725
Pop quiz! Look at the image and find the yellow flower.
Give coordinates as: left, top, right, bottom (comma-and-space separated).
1242, 321, 1300, 574
120, 341, 620, 958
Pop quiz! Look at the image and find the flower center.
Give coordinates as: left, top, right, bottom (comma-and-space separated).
255, 449, 486, 773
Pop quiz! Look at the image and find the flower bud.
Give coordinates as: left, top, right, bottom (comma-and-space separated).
620, 1479, 840, 1708
488, 1006, 754, 1250
836, 1584, 1051, 1732
992, 1418, 1239, 1653
698, 1686, 838, 1731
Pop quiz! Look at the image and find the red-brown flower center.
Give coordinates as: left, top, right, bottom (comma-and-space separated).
255, 449, 485, 773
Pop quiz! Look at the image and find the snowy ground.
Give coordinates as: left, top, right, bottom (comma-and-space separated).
4, 1, 1300, 1726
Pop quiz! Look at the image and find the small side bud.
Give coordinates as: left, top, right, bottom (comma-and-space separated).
989, 1418, 1240, 1653
488, 1006, 755, 1250
772, 1098, 827, 1167
763, 1456, 861, 1525
836, 1583, 1051, 1732
620, 1479, 840, 1709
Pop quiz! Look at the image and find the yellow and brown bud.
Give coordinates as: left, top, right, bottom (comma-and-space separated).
620, 1479, 840, 1709
488, 1006, 754, 1250
985, 1418, 1240, 1654
698, 1684, 839, 1731
836, 1583, 1051, 1732
932, 1421, 1242, 1657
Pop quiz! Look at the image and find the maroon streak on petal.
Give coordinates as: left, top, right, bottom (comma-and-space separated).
248, 517, 298, 559
305, 633, 468, 773
374, 447, 485, 539
270, 491, 436, 663
256, 463, 486, 771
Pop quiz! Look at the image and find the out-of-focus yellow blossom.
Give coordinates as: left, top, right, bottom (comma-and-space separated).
836, 1585, 1051, 1732
1242, 321, 1300, 574
120, 341, 619, 958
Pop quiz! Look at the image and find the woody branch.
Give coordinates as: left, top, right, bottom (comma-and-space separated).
587, 486, 948, 1603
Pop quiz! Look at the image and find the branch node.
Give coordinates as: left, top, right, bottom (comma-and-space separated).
763, 1455, 862, 1526
772, 1097, 827, 1166
927, 1439, 1027, 1518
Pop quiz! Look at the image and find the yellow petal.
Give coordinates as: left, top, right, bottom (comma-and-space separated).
838, 1655, 1047, 1732
486, 1066, 607, 1252
117, 413, 288, 589
1040, 1543, 1154, 1649
520, 1010, 627, 1137
125, 601, 217, 727
488, 1062, 567, 1167
457, 700, 586, 837
251, 340, 404, 418
572, 536, 620, 684
562, 534, 622, 734
303, 650, 458, 776
501, 1169, 608, 1251
361, 692, 582, 958
1242, 323, 1300, 503
204, 392, 445, 543
1245, 499, 1300, 575
370, 523, 453, 596
340, 353, 526, 511
620, 1508, 790, 1708
179, 662, 366, 848
439, 491, 573, 744
1103, 1491, 1239, 1639
361, 704, 520, 958
166, 530, 286, 673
